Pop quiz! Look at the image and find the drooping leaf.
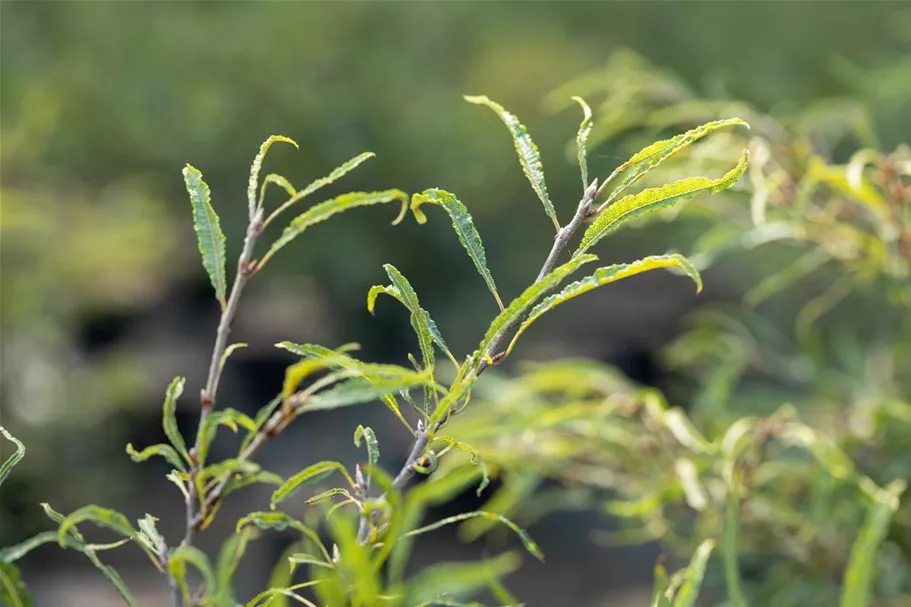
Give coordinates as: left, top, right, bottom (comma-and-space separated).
267, 151, 376, 222
306, 488, 354, 505
236, 512, 331, 563
261, 190, 409, 267
745, 249, 829, 307
410, 189, 504, 310
354, 425, 380, 468
0, 532, 60, 563
432, 437, 489, 496
839, 479, 907, 607
125, 442, 186, 472
161, 377, 189, 462
169, 544, 217, 605
404, 552, 521, 605
299, 373, 433, 413
288, 553, 334, 570
57, 506, 137, 547
368, 285, 457, 367
404, 510, 544, 562
183, 165, 228, 309
248, 135, 299, 220
600, 118, 750, 205
197, 408, 257, 467
259, 174, 297, 211
464, 95, 559, 230
0, 425, 25, 487
271, 462, 355, 508
571, 96, 593, 188
576, 150, 749, 256
506, 254, 702, 355
0, 563, 33, 607
673, 539, 715, 607
214, 526, 255, 606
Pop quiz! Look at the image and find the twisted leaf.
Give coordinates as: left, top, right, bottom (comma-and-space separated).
271, 462, 355, 508
125, 443, 186, 472
576, 150, 749, 256
506, 254, 702, 355
368, 285, 455, 366
0, 425, 25, 487
383, 264, 436, 408
183, 165, 227, 308
465, 95, 559, 230
161, 377, 188, 462
354, 425, 380, 468
169, 544, 216, 605
572, 96, 593, 188
410, 189, 504, 310
248, 135, 298, 219
404, 511, 543, 561
57, 506, 136, 547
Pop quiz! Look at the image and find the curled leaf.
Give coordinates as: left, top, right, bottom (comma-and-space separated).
125, 443, 186, 472
0, 425, 25, 487
271, 462, 355, 508
248, 135, 299, 219
161, 377, 189, 463
571, 96, 593, 188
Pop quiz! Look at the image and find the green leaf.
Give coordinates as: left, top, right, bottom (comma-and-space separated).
136, 514, 165, 556
404, 510, 543, 562
651, 562, 671, 607
259, 174, 297, 210
839, 479, 907, 607
183, 165, 228, 309
0, 425, 25, 487
673, 539, 715, 607
723, 468, 747, 607
432, 437, 489, 496
161, 377, 189, 463
0, 563, 33, 607
410, 189, 504, 310
271, 462, 355, 508
404, 552, 521, 605
197, 408, 257, 467
214, 527, 255, 606
261, 189, 409, 267
0, 532, 59, 563
745, 249, 829, 307
248, 135, 299, 219
505, 254, 702, 355
288, 553, 334, 570
236, 512, 331, 562
571, 96, 593, 188
354, 425, 380, 468
576, 150, 750, 256
300, 373, 433, 414
601, 118, 750, 206
306, 488, 354, 505
99, 565, 138, 607
368, 285, 456, 367
125, 442, 187, 472
169, 544, 216, 605
465, 95, 559, 230
215, 343, 247, 394
57, 506, 137, 547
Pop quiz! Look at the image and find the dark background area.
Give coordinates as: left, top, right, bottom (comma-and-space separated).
2, 2, 909, 605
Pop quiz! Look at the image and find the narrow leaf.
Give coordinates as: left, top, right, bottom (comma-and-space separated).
354, 425, 380, 467
464, 95, 559, 229
306, 488, 353, 505
576, 150, 750, 256
249, 135, 299, 219
571, 96, 593, 188
162, 377, 189, 462
405, 510, 544, 562
0, 425, 25, 487
0, 532, 59, 563
169, 544, 216, 605
125, 443, 186, 472
268, 152, 376, 222
215, 343, 247, 394
368, 284, 456, 367
183, 165, 228, 308
271, 462, 354, 508
300, 373, 432, 413
411, 189, 504, 310
261, 190, 409, 267
404, 552, 521, 604
236, 512, 331, 563
506, 254, 702, 355
0, 563, 33, 607
288, 553, 334, 570
839, 479, 907, 607
674, 539, 715, 607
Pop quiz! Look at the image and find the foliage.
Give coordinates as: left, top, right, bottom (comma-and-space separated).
0, 87, 749, 606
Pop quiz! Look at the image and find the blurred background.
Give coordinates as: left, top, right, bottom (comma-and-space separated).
1, 2, 909, 606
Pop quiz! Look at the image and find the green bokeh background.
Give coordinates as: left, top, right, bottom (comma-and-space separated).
1, 2, 909, 605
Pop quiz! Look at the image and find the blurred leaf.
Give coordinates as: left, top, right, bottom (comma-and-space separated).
433, 436, 490, 496
183, 165, 227, 309
354, 425, 380, 468
405, 510, 543, 562
0, 425, 25, 487
572, 96, 593, 188
125, 442, 187, 472
248, 135, 299, 219
271, 462, 354, 508
169, 544, 216, 605
674, 539, 715, 607
0, 563, 33, 607
507, 254, 702, 355
651, 562, 671, 607
57, 505, 137, 546
215, 343, 247, 394
306, 488, 354, 505
839, 479, 907, 607
404, 551, 521, 605
288, 553, 334, 570
745, 250, 830, 306
300, 373, 433, 413
411, 189, 504, 310
261, 189, 409, 267
723, 468, 747, 607
465, 94, 559, 230
214, 527, 254, 607
161, 377, 189, 463
197, 408, 256, 468
236, 512, 331, 562
576, 150, 750, 256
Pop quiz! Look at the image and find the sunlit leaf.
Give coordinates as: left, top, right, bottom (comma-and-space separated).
271, 462, 355, 508
464, 95, 559, 230
0, 425, 25, 487
125, 442, 186, 472
410, 189, 504, 310
839, 479, 907, 607
368, 284, 456, 367
183, 165, 227, 309
248, 135, 299, 219
576, 150, 749, 256
506, 254, 702, 355
261, 190, 409, 267
161, 377, 189, 463
572, 96, 593, 188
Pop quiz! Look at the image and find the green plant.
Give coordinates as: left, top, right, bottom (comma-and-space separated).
0, 91, 748, 606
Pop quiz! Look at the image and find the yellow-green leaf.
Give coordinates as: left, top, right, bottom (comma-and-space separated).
506, 254, 702, 355
410, 189, 504, 310
169, 544, 216, 606
161, 377, 188, 462
673, 539, 715, 607
125, 443, 186, 472
354, 425, 380, 468
183, 165, 227, 309
368, 284, 456, 367
571, 96, 593, 188
404, 510, 543, 561
465, 95, 559, 230
236, 512, 331, 562
248, 135, 299, 219
576, 150, 749, 256
404, 552, 521, 605
261, 189, 409, 267
57, 506, 136, 547
300, 373, 432, 413
271, 462, 355, 508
